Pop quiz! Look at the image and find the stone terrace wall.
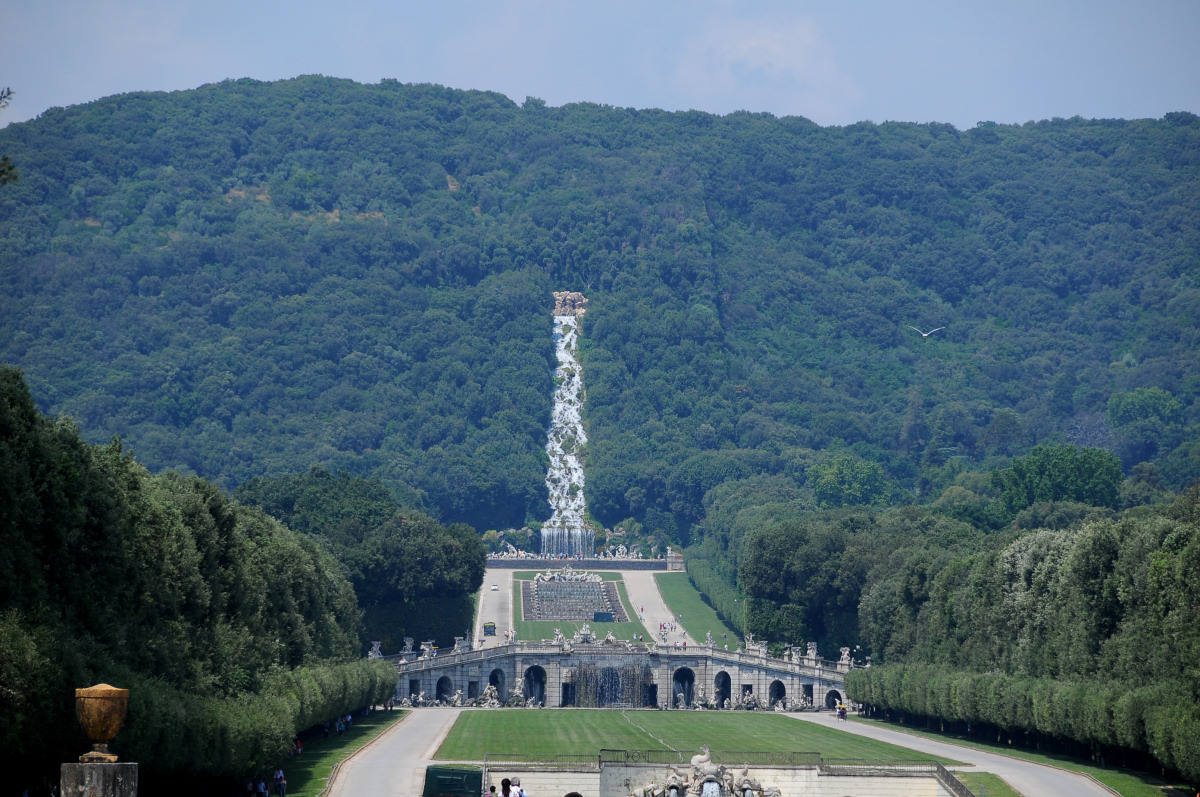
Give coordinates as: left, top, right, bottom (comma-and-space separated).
487, 559, 667, 570
602, 763, 952, 797
488, 762, 955, 797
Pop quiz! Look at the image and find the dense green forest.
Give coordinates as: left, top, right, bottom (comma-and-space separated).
2, 76, 1199, 784
0, 366, 397, 791
1, 76, 1197, 538
235, 467, 486, 651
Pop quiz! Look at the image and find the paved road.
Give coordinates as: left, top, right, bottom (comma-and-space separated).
784, 712, 1112, 797
328, 708, 463, 797
619, 569, 696, 646
473, 567, 514, 648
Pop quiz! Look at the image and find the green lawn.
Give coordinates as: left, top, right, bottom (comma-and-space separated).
512, 576, 650, 642
850, 716, 1192, 797
953, 770, 1021, 797
435, 710, 962, 764
278, 709, 407, 796
654, 572, 742, 646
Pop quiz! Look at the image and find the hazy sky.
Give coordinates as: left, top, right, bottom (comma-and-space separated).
3, 1, 1199, 130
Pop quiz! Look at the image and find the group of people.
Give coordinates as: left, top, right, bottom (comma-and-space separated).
246, 707, 375, 795
245, 769, 287, 797
491, 776, 529, 797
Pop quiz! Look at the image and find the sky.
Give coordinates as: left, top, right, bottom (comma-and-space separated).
2, 1, 1199, 130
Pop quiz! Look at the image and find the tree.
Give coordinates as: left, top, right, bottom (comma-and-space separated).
808, 453, 886, 508
0, 87, 15, 184
1107, 386, 1182, 428
1107, 387, 1184, 467
991, 444, 1123, 512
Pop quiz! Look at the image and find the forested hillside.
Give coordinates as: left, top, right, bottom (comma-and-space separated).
2, 74, 1200, 787
1, 76, 1198, 539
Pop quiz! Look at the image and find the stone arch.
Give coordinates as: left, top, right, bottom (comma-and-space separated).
769, 679, 786, 707
643, 681, 658, 708
560, 668, 576, 707
436, 676, 454, 703
714, 671, 731, 709
565, 793, 584, 797
488, 667, 506, 698
672, 667, 695, 707
524, 665, 547, 706
825, 688, 843, 709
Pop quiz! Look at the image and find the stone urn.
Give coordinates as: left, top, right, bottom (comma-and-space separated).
76, 684, 129, 763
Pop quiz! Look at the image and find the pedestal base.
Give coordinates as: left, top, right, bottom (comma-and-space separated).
61, 762, 138, 797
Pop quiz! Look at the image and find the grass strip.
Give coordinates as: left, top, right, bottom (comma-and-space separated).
278, 709, 407, 796
654, 572, 742, 646
951, 770, 1021, 797
850, 716, 1190, 797
435, 710, 962, 764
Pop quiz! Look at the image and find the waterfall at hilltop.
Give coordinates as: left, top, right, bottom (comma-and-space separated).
542, 294, 593, 557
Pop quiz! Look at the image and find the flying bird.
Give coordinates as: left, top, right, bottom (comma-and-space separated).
907, 325, 945, 338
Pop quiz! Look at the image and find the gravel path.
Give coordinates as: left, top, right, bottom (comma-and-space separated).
327, 708, 464, 797
618, 569, 695, 646
784, 711, 1114, 797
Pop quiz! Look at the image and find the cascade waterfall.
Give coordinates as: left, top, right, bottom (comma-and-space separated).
541, 314, 594, 557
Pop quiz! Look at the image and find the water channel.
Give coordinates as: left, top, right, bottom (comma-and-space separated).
541, 313, 594, 557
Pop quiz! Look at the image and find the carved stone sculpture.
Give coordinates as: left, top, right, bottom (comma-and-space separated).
732, 767, 763, 796
552, 291, 588, 316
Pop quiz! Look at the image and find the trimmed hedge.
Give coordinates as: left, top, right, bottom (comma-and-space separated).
846, 664, 1200, 783
115, 658, 397, 776
684, 551, 745, 634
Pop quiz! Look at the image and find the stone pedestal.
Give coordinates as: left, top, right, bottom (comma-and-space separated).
61, 763, 138, 797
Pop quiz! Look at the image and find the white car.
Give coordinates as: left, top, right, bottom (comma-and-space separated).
490, 583, 499, 591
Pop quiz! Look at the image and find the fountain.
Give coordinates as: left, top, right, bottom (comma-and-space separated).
571, 663, 653, 707
542, 294, 594, 557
